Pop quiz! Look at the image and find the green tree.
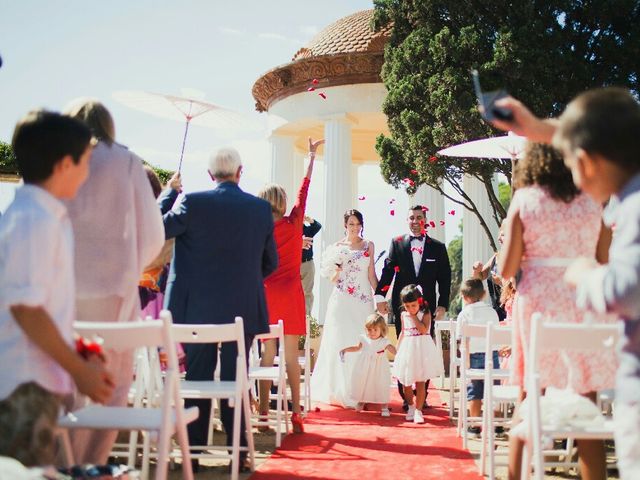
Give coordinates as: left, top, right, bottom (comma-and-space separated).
447, 233, 463, 316
0, 141, 18, 175
142, 161, 174, 186
498, 181, 511, 213
374, 0, 640, 249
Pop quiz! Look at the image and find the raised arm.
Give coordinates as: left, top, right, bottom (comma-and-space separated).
489, 96, 559, 144
158, 171, 182, 215
162, 194, 189, 240
289, 138, 324, 224
305, 137, 324, 180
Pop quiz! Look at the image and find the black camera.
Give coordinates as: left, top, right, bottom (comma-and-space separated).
472, 69, 513, 122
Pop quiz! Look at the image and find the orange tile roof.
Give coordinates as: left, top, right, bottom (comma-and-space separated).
292, 9, 390, 61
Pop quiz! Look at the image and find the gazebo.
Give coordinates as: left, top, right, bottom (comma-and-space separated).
252, 9, 495, 320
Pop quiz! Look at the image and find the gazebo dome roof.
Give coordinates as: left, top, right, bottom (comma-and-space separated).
252, 9, 390, 112
292, 9, 389, 61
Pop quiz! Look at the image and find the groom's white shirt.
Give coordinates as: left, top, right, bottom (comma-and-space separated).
409, 235, 426, 276
375, 233, 425, 304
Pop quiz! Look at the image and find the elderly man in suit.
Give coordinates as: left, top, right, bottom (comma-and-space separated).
159, 148, 278, 471
375, 205, 451, 409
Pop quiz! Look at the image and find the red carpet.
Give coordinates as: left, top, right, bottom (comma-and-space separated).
249, 387, 482, 480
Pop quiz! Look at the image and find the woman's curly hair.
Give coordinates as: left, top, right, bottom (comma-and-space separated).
513, 142, 579, 203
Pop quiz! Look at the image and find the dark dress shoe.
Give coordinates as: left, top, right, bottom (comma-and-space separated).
422, 400, 430, 409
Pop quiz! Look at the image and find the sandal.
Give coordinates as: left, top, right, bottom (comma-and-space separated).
291, 412, 304, 434
257, 410, 271, 433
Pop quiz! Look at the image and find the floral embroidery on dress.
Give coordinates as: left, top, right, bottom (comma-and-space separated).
333, 241, 373, 304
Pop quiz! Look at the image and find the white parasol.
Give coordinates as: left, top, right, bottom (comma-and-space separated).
437, 132, 526, 160
112, 90, 262, 171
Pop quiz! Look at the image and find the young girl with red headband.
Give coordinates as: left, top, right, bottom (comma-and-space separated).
392, 284, 444, 424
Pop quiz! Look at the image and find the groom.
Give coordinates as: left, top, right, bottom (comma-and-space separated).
375, 205, 451, 408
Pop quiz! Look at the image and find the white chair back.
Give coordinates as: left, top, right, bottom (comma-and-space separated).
60, 311, 196, 480
524, 314, 621, 480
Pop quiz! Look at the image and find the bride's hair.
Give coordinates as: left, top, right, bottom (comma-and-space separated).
343, 209, 364, 235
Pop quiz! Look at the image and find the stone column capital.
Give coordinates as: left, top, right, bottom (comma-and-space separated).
321, 113, 359, 126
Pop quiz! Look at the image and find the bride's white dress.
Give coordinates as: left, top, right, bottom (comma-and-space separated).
311, 241, 375, 407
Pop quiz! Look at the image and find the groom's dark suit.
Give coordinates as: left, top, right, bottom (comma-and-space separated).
375, 233, 451, 335
160, 181, 278, 454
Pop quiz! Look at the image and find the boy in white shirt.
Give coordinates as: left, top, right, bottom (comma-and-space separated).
0, 110, 114, 465
455, 277, 500, 434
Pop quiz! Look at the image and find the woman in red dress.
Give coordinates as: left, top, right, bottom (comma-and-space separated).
257, 137, 324, 433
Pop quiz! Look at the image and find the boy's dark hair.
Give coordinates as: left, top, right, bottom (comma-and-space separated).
460, 277, 485, 303
11, 110, 92, 184
513, 142, 579, 203
408, 204, 425, 213
553, 87, 640, 174
399, 284, 428, 311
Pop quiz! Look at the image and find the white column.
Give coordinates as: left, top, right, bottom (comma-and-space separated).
269, 134, 296, 200
412, 183, 445, 242
351, 163, 359, 210
318, 115, 352, 325
462, 175, 499, 301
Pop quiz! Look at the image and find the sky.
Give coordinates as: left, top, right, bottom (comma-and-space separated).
0, 1, 461, 270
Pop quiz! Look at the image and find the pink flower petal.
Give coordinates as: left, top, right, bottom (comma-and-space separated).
307, 87, 315, 92
312, 78, 319, 85
318, 92, 327, 99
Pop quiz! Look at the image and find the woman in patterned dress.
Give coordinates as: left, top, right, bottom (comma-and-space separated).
311, 209, 378, 407
499, 142, 615, 480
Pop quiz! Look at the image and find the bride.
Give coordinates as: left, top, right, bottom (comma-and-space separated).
311, 209, 378, 407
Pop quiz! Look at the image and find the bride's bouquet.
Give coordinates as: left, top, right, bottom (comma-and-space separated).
320, 244, 348, 279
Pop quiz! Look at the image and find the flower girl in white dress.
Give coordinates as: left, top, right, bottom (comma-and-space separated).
340, 314, 397, 417
393, 284, 444, 424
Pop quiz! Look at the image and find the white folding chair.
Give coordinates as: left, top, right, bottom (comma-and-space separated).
108, 345, 157, 466
480, 323, 519, 479
456, 322, 509, 449
448, 317, 459, 418
434, 318, 450, 389
57, 311, 198, 480
521, 316, 620, 480
273, 314, 311, 416
172, 316, 255, 480
249, 320, 290, 446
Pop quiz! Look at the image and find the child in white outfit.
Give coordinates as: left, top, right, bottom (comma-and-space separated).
340, 314, 396, 417
393, 284, 444, 423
